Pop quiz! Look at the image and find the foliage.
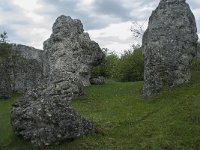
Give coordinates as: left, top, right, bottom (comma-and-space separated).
92, 51, 120, 78
0, 31, 8, 43
0, 43, 12, 60
92, 48, 144, 82
191, 42, 200, 71
192, 57, 200, 71
0, 32, 11, 60
1, 71, 200, 149
118, 48, 144, 82
197, 42, 200, 47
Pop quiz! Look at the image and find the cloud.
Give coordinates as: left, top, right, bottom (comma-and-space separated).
0, 0, 199, 53
93, 0, 131, 20
88, 21, 134, 54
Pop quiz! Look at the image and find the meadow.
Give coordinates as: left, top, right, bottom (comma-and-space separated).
0, 71, 200, 150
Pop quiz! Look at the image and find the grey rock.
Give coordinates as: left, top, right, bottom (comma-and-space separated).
11, 44, 44, 63
11, 85, 95, 146
0, 44, 44, 97
142, 0, 198, 96
11, 44, 44, 93
90, 76, 105, 85
44, 15, 104, 88
11, 15, 104, 146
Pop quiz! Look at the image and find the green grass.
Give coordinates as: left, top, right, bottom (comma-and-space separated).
1, 72, 200, 150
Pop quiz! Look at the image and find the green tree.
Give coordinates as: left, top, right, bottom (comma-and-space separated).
118, 48, 144, 82
92, 48, 144, 82
192, 42, 200, 71
0, 32, 12, 98
0, 32, 11, 59
0, 31, 8, 43
91, 50, 120, 79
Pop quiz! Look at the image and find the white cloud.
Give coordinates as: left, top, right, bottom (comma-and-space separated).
0, 0, 199, 54
88, 21, 133, 54
13, 0, 42, 11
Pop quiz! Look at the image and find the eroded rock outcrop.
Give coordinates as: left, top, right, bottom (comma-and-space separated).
11, 85, 95, 146
43, 15, 104, 100
0, 44, 43, 98
142, 0, 198, 96
11, 15, 104, 146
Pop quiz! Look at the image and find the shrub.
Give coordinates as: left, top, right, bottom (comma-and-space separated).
118, 48, 144, 82
191, 42, 200, 71
91, 52, 120, 79
92, 48, 144, 82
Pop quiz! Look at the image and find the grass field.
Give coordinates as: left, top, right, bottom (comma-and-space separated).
0, 71, 200, 150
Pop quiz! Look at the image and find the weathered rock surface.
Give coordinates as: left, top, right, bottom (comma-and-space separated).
11, 85, 95, 146
11, 15, 104, 146
142, 0, 198, 96
0, 44, 43, 98
43, 15, 104, 87
11, 44, 44, 63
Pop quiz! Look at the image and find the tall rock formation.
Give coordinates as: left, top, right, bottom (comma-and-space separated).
11, 15, 104, 146
142, 0, 198, 96
43, 15, 104, 100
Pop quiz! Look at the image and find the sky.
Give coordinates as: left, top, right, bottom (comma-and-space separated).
0, 0, 200, 55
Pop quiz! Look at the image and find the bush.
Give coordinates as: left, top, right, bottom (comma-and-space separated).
192, 57, 200, 71
118, 48, 144, 82
191, 42, 200, 71
92, 48, 144, 82
0, 43, 11, 59
91, 52, 120, 78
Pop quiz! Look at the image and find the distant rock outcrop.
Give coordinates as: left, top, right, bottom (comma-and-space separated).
11, 15, 104, 146
142, 0, 198, 96
0, 44, 43, 98
11, 44, 44, 93
12, 44, 44, 63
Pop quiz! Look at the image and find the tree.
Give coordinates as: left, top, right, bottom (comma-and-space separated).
118, 48, 144, 82
0, 32, 11, 58
0, 31, 8, 43
91, 49, 120, 79
91, 47, 144, 82
0, 31, 12, 98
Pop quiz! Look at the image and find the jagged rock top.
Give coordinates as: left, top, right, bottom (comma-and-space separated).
53, 15, 84, 36
44, 15, 104, 87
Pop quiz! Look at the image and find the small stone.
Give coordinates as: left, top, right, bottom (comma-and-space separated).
90, 76, 105, 85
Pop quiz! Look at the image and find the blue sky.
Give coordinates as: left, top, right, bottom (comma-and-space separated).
0, 0, 199, 54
